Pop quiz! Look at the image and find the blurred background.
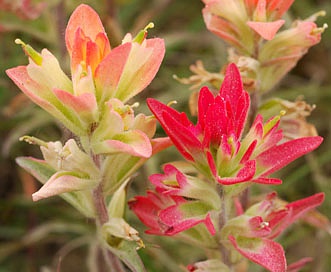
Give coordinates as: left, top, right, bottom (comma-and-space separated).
0, 0, 330, 271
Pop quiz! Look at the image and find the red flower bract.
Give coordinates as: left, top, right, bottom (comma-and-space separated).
147, 63, 323, 187
225, 192, 325, 272
129, 187, 216, 236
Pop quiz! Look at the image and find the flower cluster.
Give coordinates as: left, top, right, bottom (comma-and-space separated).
223, 192, 324, 271
6, 5, 170, 269
194, 0, 327, 93
147, 64, 322, 189
6, 2, 328, 272
130, 63, 324, 271
130, 163, 218, 236
129, 1, 328, 270
7, 4, 170, 203
7, 4, 164, 138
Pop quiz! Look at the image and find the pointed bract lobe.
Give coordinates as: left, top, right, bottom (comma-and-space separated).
6, 66, 85, 135
256, 136, 323, 177
32, 172, 98, 201
247, 20, 285, 40
229, 235, 286, 272
224, 192, 324, 271
114, 38, 165, 103
220, 63, 250, 139
65, 4, 109, 54
147, 98, 200, 161
95, 43, 132, 102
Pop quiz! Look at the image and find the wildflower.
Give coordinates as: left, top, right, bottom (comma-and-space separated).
16, 109, 171, 203
222, 192, 325, 271
9, 4, 171, 211
259, 98, 318, 140
202, 0, 292, 54
6, 4, 165, 136
147, 64, 322, 192
201, 0, 326, 92
17, 136, 100, 202
129, 164, 218, 236
258, 18, 327, 92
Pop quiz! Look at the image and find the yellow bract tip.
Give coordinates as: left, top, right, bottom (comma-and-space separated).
280, 110, 286, 116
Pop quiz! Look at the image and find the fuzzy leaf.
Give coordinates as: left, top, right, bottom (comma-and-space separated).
16, 157, 95, 217
105, 241, 146, 272
32, 171, 98, 201
92, 130, 152, 158
16, 157, 55, 184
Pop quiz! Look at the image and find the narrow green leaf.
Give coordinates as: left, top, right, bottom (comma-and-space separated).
16, 156, 55, 184
106, 241, 146, 272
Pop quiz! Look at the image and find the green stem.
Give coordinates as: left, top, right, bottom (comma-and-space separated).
217, 184, 232, 267
103, 248, 127, 272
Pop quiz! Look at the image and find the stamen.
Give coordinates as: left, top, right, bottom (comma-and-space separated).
144, 22, 154, 31
167, 100, 178, 107
306, 10, 326, 22
19, 135, 47, 147
15, 38, 25, 46
133, 22, 155, 44
260, 221, 269, 228
130, 102, 140, 108
15, 39, 43, 65
312, 23, 328, 35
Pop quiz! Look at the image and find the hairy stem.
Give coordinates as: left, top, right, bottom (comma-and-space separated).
91, 152, 109, 225
93, 184, 109, 225
91, 152, 126, 272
